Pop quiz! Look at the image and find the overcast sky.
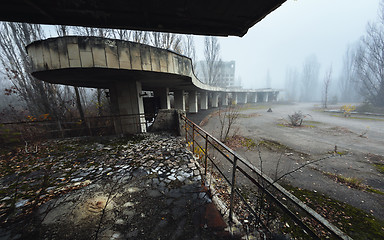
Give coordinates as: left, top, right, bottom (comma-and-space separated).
194, 0, 381, 89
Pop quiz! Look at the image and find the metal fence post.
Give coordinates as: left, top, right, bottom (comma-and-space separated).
185, 117, 188, 144
204, 133, 208, 175
86, 119, 92, 136
57, 120, 64, 138
192, 124, 195, 154
229, 156, 238, 223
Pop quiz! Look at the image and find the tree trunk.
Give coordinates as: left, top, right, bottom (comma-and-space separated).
97, 89, 103, 116
74, 86, 85, 122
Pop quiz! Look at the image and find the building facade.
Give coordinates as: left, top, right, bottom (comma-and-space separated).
195, 60, 236, 88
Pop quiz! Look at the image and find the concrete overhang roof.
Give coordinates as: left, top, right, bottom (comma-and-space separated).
1, 0, 286, 37
27, 36, 278, 93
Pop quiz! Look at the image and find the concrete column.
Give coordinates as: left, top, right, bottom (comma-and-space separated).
221, 92, 229, 106
272, 91, 279, 102
232, 92, 238, 105
257, 92, 268, 103
154, 88, 170, 109
265, 92, 269, 102
188, 90, 198, 113
110, 81, 146, 134
212, 92, 219, 108
238, 92, 248, 104
174, 90, 185, 111
200, 91, 208, 110
248, 93, 257, 103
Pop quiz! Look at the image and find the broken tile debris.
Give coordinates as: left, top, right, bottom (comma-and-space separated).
0, 133, 234, 239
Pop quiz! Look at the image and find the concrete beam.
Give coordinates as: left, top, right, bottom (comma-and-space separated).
110, 81, 146, 134
154, 88, 171, 109
174, 90, 186, 111
200, 91, 208, 110
188, 91, 198, 113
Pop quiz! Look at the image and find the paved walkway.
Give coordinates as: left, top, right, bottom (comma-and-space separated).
0, 133, 235, 240
187, 108, 219, 126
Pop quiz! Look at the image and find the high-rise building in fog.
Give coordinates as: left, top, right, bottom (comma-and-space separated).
195, 60, 236, 88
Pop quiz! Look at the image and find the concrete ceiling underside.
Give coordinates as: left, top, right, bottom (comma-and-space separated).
1, 0, 286, 37
32, 68, 198, 91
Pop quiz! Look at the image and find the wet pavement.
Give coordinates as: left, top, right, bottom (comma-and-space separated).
0, 133, 236, 240
187, 108, 218, 126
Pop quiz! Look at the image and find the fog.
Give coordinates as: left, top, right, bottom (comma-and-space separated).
0, 0, 381, 104
194, 0, 381, 91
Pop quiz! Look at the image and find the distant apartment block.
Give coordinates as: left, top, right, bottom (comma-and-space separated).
195, 60, 236, 88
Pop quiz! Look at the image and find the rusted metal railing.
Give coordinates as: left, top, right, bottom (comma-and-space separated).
1, 113, 155, 141
181, 114, 352, 240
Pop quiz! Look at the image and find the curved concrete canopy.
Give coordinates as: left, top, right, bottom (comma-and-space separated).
2, 1, 286, 37
27, 36, 277, 94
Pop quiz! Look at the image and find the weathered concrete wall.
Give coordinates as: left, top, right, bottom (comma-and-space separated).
27, 36, 201, 89
28, 37, 171, 74
150, 109, 185, 135
26, 36, 279, 96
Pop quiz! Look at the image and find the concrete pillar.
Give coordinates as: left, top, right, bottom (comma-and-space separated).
154, 88, 170, 109
272, 91, 278, 102
232, 93, 238, 105
238, 92, 248, 104
265, 92, 269, 102
256, 92, 262, 103
257, 92, 268, 103
110, 81, 146, 134
188, 91, 198, 113
212, 92, 219, 108
248, 93, 257, 103
174, 90, 185, 111
221, 92, 229, 106
200, 91, 208, 110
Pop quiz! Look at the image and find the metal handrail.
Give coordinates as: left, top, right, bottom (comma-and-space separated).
0, 113, 155, 125
181, 114, 352, 240
1, 113, 156, 140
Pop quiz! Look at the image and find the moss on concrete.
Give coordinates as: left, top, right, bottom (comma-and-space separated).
283, 184, 384, 240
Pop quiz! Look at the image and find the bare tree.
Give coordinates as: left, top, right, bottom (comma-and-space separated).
112, 29, 131, 41
0, 22, 68, 119
202, 36, 222, 86
338, 45, 359, 102
322, 66, 332, 108
300, 55, 320, 102
149, 32, 183, 53
218, 105, 239, 142
285, 67, 300, 102
354, 2, 384, 107
183, 35, 197, 70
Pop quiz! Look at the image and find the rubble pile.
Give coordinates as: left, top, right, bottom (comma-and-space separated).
0, 133, 228, 240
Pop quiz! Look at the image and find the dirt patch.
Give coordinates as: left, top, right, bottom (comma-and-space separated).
237, 113, 261, 118
324, 126, 353, 135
